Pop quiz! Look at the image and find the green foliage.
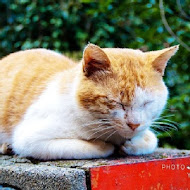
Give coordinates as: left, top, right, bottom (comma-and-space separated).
0, 0, 189, 149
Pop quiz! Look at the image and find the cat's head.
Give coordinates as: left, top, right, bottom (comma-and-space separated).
76, 44, 178, 138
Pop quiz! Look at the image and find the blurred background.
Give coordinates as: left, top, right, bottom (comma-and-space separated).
0, 0, 189, 149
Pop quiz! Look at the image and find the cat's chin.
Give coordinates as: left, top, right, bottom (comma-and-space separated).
116, 130, 134, 139
118, 129, 147, 140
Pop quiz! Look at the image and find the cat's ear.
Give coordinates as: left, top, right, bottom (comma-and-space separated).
82, 43, 111, 77
148, 45, 179, 76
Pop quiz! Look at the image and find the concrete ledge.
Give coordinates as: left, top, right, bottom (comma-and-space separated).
0, 148, 190, 190
0, 164, 86, 190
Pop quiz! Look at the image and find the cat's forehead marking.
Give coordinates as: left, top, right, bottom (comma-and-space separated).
102, 48, 161, 104
110, 56, 147, 103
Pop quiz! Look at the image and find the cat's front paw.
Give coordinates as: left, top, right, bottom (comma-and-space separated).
121, 130, 158, 155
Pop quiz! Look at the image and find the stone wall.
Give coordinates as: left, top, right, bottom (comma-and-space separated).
0, 148, 190, 190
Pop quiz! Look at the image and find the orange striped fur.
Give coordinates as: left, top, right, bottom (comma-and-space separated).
0, 49, 75, 134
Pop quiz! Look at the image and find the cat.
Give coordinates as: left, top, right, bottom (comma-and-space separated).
0, 44, 178, 160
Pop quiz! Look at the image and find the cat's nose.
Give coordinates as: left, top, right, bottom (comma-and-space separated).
127, 123, 140, 131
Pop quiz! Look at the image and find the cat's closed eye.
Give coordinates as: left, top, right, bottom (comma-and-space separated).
105, 97, 126, 111
106, 98, 126, 110
142, 100, 154, 107
117, 102, 125, 110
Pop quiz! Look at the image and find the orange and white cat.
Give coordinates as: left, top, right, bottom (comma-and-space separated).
0, 44, 178, 160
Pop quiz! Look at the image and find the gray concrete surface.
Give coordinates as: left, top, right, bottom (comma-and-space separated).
0, 164, 86, 190
0, 148, 190, 190
0, 155, 87, 190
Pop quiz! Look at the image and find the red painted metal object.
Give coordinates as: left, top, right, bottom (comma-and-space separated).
90, 157, 190, 190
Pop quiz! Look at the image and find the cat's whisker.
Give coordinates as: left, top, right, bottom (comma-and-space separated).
84, 120, 124, 141
112, 122, 125, 129
78, 123, 109, 138
84, 123, 112, 134
159, 126, 176, 132
151, 122, 178, 132
151, 124, 178, 131
152, 122, 178, 130
83, 125, 107, 134
153, 121, 178, 127
158, 118, 180, 127
157, 114, 175, 119
78, 119, 114, 138
152, 126, 178, 132
151, 125, 172, 137
155, 115, 179, 127
92, 128, 115, 142
85, 125, 110, 133
80, 122, 106, 128
150, 128, 160, 135
104, 130, 117, 142
86, 125, 115, 140
81, 121, 111, 128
